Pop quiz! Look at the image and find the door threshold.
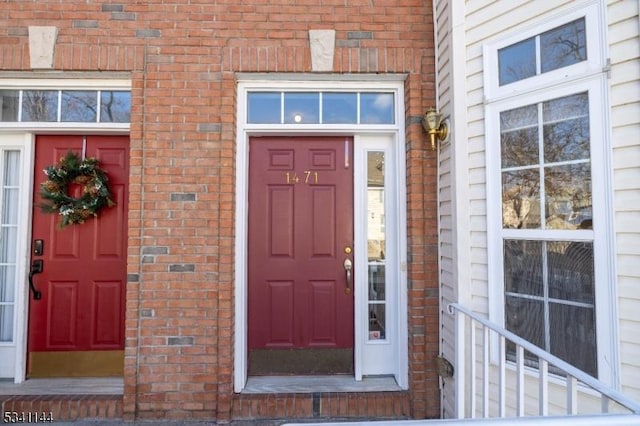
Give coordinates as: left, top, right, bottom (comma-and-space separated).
0, 377, 123, 395
242, 375, 400, 394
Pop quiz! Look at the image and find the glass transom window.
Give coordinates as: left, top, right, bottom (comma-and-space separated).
498, 18, 586, 86
0, 89, 131, 123
247, 91, 395, 125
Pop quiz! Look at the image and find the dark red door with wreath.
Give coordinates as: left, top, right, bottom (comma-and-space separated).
27, 135, 129, 377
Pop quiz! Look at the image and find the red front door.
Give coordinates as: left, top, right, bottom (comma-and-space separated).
28, 135, 129, 377
248, 136, 354, 375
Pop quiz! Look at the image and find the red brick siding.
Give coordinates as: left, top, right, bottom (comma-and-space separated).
1, 0, 439, 421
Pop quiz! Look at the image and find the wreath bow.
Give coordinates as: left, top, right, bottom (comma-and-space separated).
40, 151, 115, 228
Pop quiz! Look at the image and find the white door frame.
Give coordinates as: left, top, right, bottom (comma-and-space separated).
234, 75, 409, 392
0, 76, 131, 382
0, 133, 34, 383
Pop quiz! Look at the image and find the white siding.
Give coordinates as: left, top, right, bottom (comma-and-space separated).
435, 0, 457, 418
608, 0, 640, 400
438, 0, 640, 419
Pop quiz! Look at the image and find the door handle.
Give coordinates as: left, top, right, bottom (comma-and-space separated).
343, 258, 352, 295
29, 259, 43, 301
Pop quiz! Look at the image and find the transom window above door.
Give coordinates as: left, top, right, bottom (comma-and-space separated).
0, 89, 131, 123
247, 91, 395, 125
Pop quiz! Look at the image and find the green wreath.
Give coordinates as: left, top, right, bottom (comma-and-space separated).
40, 151, 115, 228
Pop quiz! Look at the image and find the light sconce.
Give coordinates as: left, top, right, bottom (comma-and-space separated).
422, 108, 448, 150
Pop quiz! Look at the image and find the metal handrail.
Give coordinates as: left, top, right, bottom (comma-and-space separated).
448, 302, 640, 415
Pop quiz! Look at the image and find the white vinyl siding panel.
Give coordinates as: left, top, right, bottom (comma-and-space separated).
608, 0, 640, 399
438, 0, 640, 418
435, 0, 456, 418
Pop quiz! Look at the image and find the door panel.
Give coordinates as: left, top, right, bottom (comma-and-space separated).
28, 135, 128, 377
248, 136, 354, 374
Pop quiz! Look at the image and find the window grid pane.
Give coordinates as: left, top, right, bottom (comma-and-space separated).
283, 92, 319, 124
540, 18, 587, 73
22, 90, 58, 122
100, 91, 132, 123
322, 92, 357, 124
501, 93, 592, 231
504, 239, 597, 377
61, 90, 98, 122
0, 90, 19, 122
498, 37, 536, 85
360, 93, 394, 124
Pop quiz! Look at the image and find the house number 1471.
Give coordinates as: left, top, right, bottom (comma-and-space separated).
286, 171, 318, 184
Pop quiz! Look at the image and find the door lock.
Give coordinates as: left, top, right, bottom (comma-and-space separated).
33, 239, 44, 256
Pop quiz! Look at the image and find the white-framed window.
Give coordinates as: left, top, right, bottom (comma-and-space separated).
485, 2, 615, 383
483, 2, 605, 102
0, 89, 130, 123
0, 78, 131, 133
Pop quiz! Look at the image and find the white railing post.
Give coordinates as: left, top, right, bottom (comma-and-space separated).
499, 335, 506, 417
516, 345, 525, 416
470, 319, 477, 418
567, 375, 578, 415
539, 359, 549, 416
483, 326, 489, 418
454, 304, 466, 419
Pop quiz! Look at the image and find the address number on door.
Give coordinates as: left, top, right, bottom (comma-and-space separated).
285, 171, 318, 184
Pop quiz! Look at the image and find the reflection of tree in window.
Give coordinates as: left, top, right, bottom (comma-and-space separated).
100, 91, 131, 123
502, 169, 540, 229
498, 18, 586, 85
501, 93, 591, 230
22, 90, 57, 122
500, 104, 538, 168
543, 93, 589, 163
61, 91, 97, 122
541, 19, 587, 73
101, 92, 117, 122
545, 164, 592, 230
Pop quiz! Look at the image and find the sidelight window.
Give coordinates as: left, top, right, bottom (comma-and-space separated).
0, 150, 21, 342
367, 151, 386, 341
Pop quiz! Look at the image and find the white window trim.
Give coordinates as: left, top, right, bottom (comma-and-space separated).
0, 77, 131, 133
483, 0, 606, 104
483, 0, 617, 386
234, 75, 408, 392
485, 74, 618, 387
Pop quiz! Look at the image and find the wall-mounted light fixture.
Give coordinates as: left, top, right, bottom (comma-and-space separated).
422, 108, 448, 150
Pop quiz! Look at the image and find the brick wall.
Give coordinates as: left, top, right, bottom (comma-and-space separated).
0, 0, 439, 421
